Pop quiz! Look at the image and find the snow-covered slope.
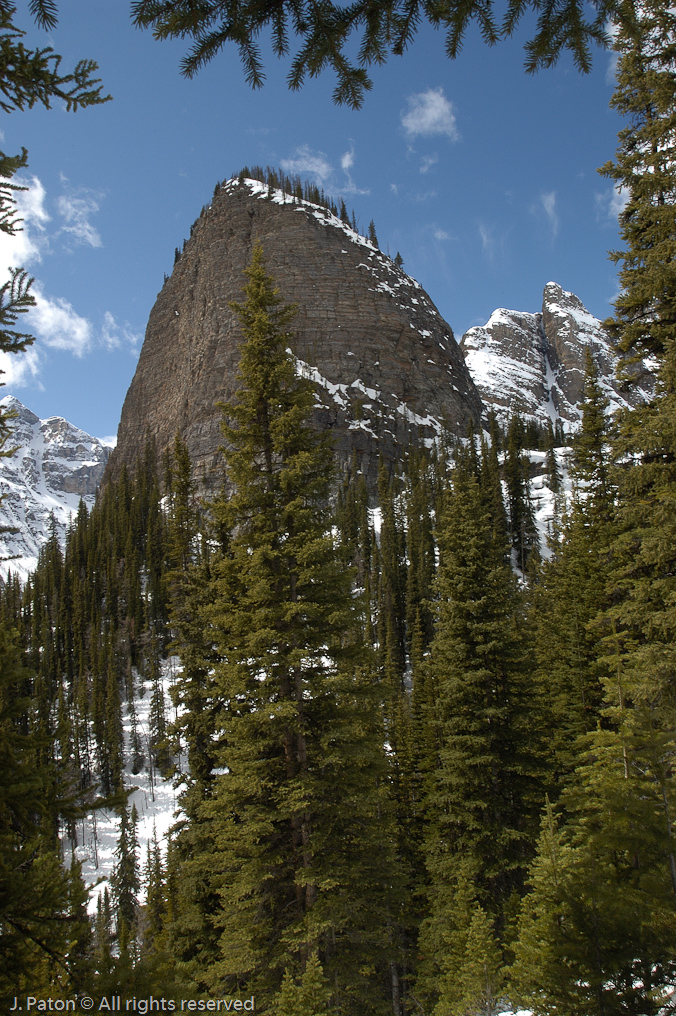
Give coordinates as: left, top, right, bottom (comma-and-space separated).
0, 396, 110, 581
73, 657, 182, 914
461, 282, 654, 431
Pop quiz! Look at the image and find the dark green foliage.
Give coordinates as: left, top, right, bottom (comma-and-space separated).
504, 414, 539, 572
111, 802, 141, 942
0, 622, 90, 1004
132, 0, 628, 109
418, 464, 543, 1010
166, 245, 400, 1009
600, 0, 676, 380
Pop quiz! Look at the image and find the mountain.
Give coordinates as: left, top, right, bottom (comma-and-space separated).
0, 396, 110, 581
460, 281, 654, 429
108, 177, 483, 492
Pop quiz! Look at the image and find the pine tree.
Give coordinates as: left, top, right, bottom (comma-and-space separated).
368, 218, 379, 248
168, 244, 400, 1009
510, 739, 676, 1015
0, 623, 89, 1003
504, 415, 539, 573
272, 953, 331, 1016
600, 1, 676, 380
111, 802, 141, 947
418, 467, 542, 1007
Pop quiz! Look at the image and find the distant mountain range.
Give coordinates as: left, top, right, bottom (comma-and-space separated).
0, 396, 110, 581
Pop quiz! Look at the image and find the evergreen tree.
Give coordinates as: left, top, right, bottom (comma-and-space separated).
510, 742, 676, 1015
418, 468, 542, 1008
368, 218, 378, 247
504, 415, 539, 573
0, 623, 89, 1003
272, 953, 331, 1016
168, 244, 400, 1009
111, 802, 141, 947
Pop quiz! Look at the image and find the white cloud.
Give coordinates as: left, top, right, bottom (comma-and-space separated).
401, 88, 459, 141
57, 191, 102, 248
280, 146, 333, 186
28, 286, 92, 356
390, 183, 399, 196
540, 191, 559, 236
98, 434, 117, 448
341, 150, 354, 173
596, 184, 630, 221
0, 176, 50, 273
606, 49, 620, 85
420, 154, 439, 175
101, 310, 141, 353
479, 223, 494, 259
0, 345, 41, 388
434, 228, 451, 241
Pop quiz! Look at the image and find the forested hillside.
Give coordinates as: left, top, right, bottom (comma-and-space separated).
1, 3, 676, 1012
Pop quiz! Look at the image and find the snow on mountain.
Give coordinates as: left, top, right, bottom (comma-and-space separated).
0, 395, 110, 581
461, 282, 654, 431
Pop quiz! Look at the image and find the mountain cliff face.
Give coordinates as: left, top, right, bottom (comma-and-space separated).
0, 396, 110, 580
460, 282, 654, 428
109, 178, 482, 490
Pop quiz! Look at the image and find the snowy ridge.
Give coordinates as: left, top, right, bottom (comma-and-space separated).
0, 396, 110, 581
461, 282, 654, 430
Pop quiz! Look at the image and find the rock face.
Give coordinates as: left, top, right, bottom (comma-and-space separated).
0, 396, 110, 580
109, 178, 482, 491
460, 282, 654, 429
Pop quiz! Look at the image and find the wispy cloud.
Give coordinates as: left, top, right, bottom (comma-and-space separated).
539, 191, 559, 237
434, 228, 451, 241
57, 190, 102, 248
595, 184, 630, 222
339, 146, 369, 194
0, 175, 137, 391
401, 88, 459, 141
479, 223, 495, 260
28, 287, 92, 356
0, 345, 41, 388
0, 176, 50, 272
420, 154, 438, 175
280, 146, 333, 186
101, 310, 141, 354
281, 144, 368, 195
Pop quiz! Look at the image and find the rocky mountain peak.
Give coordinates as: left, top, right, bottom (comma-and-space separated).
108, 177, 482, 492
460, 282, 654, 429
0, 396, 110, 580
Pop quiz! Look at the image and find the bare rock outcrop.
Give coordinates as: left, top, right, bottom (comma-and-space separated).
109, 178, 482, 490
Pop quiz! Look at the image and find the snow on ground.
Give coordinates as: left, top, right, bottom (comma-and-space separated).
71, 656, 184, 914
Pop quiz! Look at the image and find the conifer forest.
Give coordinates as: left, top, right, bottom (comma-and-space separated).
1, 2, 676, 1014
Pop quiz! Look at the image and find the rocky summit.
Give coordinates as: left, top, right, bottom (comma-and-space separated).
109, 178, 482, 490
460, 282, 654, 429
0, 396, 110, 580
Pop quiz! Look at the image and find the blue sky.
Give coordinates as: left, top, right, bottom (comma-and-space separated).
0, 1, 625, 442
